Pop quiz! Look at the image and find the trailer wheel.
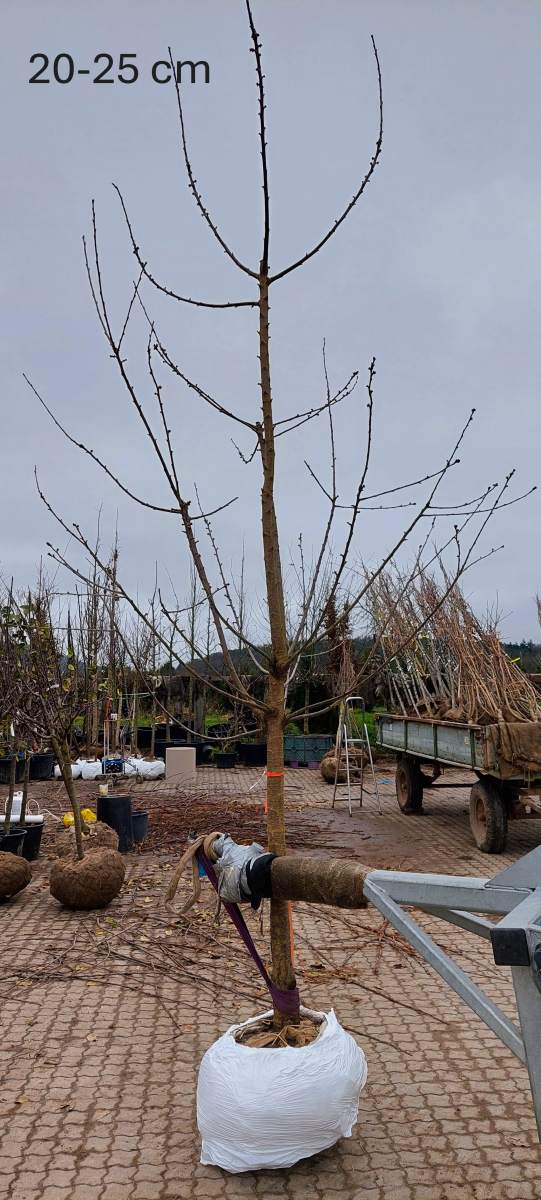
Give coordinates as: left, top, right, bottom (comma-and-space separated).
469, 779, 508, 853
395, 757, 423, 814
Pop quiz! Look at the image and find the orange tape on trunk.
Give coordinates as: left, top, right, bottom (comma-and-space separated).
264, 771, 282, 813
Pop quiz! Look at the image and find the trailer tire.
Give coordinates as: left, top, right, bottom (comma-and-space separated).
395, 757, 423, 814
469, 779, 508, 853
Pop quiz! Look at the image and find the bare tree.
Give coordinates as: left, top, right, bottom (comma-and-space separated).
0, 584, 28, 834
75, 544, 108, 757
25, 2, 531, 1026
4, 583, 87, 858
123, 611, 153, 755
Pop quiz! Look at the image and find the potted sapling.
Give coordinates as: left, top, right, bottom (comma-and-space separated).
28, 0, 508, 1174
8, 584, 125, 909
212, 737, 238, 770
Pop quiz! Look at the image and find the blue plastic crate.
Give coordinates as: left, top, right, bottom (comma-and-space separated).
102, 757, 125, 775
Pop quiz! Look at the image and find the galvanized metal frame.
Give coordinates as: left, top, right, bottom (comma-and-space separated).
364, 849, 541, 1139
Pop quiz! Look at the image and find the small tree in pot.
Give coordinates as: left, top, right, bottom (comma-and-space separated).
26, 10, 530, 1169
6, 583, 125, 909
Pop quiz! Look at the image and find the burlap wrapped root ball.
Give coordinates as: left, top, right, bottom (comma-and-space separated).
53, 821, 119, 859
320, 746, 367, 784
50, 848, 125, 910
0, 852, 32, 901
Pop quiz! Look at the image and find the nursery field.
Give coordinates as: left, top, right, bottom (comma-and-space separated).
2, 765, 541, 1200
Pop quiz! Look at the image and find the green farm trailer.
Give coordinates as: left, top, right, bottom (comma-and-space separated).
376, 713, 541, 853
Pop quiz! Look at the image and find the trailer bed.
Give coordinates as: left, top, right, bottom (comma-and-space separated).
377, 714, 498, 773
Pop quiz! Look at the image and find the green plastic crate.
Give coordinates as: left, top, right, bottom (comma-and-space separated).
283, 735, 333, 765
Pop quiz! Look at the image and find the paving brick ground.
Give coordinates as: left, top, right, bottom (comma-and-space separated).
1, 764, 541, 1199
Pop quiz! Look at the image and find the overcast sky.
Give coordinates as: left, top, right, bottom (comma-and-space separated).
2, 0, 540, 640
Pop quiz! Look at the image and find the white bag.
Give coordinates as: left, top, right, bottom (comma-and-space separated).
197, 1007, 367, 1173
124, 756, 164, 779
80, 759, 103, 780
139, 758, 165, 780
54, 761, 82, 780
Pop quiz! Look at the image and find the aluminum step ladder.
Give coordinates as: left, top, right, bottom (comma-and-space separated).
332, 696, 381, 816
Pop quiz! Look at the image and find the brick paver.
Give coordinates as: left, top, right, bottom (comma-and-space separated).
1, 764, 541, 1198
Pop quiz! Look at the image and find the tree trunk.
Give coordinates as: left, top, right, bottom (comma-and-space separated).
90, 650, 99, 751
166, 671, 172, 742
258, 267, 299, 1027
166, 632, 174, 742
51, 735, 85, 860
108, 551, 119, 753
187, 676, 194, 744
266, 677, 297, 1025
150, 693, 157, 758
4, 754, 17, 835
132, 686, 139, 755
303, 682, 310, 734
19, 751, 31, 825
85, 694, 92, 759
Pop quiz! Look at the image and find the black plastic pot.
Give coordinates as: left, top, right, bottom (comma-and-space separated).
0, 827, 27, 855
132, 810, 149, 844
0, 755, 25, 786
136, 724, 186, 752
238, 742, 267, 767
21, 823, 44, 861
96, 792, 134, 853
196, 744, 213, 766
154, 738, 187, 760
29, 752, 55, 782
214, 752, 238, 769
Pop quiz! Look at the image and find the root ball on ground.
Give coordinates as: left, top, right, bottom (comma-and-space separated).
320, 746, 367, 783
0, 852, 32, 900
50, 848, 125, 910
53, 821, 119, 859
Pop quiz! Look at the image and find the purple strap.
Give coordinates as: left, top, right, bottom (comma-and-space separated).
198, 849, 300, 1018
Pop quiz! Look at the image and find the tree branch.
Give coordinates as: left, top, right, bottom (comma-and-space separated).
26, 384, 181, 516
168, 46, 258, 279
113, 184, 258, 308
268, 36, 383, 283
246, 0, 270, 269
147, 314, 258, 433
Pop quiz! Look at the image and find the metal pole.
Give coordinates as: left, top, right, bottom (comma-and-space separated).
365, 877, 525, 1062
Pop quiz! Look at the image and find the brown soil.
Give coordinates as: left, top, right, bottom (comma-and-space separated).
53, 821, 119, 859
235, 1013, 323, 1048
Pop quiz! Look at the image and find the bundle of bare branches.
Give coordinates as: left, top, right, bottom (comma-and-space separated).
369, 568, 541, 726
